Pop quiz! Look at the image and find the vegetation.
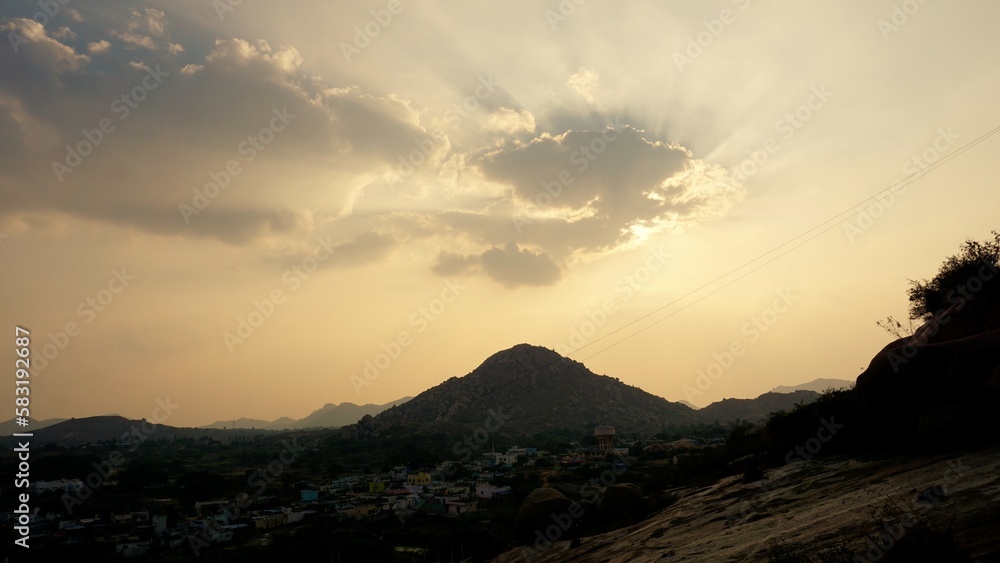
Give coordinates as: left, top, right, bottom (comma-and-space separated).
906, 230, 1000, 319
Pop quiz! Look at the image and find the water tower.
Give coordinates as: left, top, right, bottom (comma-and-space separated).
594, 425, 616, 451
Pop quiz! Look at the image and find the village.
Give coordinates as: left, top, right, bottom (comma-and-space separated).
4, 425, 689, 558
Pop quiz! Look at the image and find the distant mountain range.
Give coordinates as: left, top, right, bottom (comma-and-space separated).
0, 415, 293, 448
0, 417, 67, 435
200, 397, 412, 430
770, 378, 853, 394
3, 345, 842, 445
698, 390, 820, 423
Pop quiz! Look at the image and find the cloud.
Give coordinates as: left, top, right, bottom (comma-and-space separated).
485, 107, 536, 135
204, 38, 301, 75
0, 19, 89, 71
0, 12, 442, 246
320, 231, 395, 268
380, 120, 739, 287
0, 6, 741, 288
481, 242, 561, 287
476, 124, 736, 231
87, 40, 111, 54
567, 67, 599, 104
113, 8, 182, 54
430, 243, 561, 287
431, 251, 480, 276
52, 26, 76, 41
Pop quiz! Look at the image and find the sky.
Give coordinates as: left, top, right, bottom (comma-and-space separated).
1, 0, 998, 428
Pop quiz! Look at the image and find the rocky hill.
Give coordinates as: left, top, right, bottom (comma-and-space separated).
699, 390, 820, 423
371, 344, 702, 436
3, 415, 284, 448
494, 444, 1000, 561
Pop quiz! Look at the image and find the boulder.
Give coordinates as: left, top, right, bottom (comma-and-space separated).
855, 293, 1000, 446
596, 483, 647, 527
855, 328, 1000, 413
512, 487, 575, 545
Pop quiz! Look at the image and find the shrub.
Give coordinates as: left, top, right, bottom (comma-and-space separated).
906, 230, 1000, 319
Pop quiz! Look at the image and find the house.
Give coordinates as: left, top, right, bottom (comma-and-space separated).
300, 489, 319, 502
368, 480, 386, 494
407, 472, 431, 486
345, 503, 380, 519
253, 513, 287, 529
475, 483, 511, 499
484, 452, 518, 466
507, 446, 527, 456
34, 479, 85, 494
447, 499, 478, 515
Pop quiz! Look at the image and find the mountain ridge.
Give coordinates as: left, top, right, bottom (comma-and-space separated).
200, 397, 412, 430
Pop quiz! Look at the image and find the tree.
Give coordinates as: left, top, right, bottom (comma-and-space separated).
906, 230, 1000, 319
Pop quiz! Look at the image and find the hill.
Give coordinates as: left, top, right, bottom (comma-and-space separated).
369, 344, 700, 437
0, 417, 67, 435
699, 390, 820, 423
201, 397, 411, 430
495, 444, 1000, 561
6, 416, 285, 448
770, 377, 853, 394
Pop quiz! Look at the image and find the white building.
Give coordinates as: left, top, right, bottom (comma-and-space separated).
34, 479, 84, 494
476, 483, 512, 499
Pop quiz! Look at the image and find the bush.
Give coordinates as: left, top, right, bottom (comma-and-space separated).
906, 230, 1000, 319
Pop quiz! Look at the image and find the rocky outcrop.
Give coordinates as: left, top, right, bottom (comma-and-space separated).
512, 487, 577, 545
594, 483, 647, 528
492, 446, 1000, 562
855, 295, 1000, 441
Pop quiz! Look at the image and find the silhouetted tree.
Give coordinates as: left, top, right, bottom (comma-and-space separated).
906, 230, 1000, 319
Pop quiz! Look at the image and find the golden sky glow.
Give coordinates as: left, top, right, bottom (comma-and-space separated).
1, 1, 998, 426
